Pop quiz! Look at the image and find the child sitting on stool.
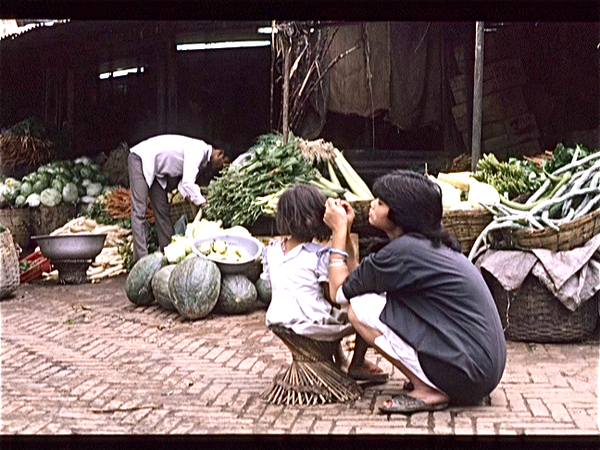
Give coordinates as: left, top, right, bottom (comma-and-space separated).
261, 183, 387, 382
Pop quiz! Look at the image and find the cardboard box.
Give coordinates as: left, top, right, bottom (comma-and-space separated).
506, 113, 540, 145
451, 58, 526, 105
452, 87, 528, 131
463, 133, 511, 154
506, 140, 542, 158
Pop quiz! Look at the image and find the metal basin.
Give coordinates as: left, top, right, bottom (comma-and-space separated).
192, 233, 263, 275
32, 233, 107, 262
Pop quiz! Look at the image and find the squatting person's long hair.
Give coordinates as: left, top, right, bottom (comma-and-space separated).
372, 170, 461, 252
276, 183, 331, 243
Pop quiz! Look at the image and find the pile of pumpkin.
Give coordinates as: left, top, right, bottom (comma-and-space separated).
124, 232, 272, 320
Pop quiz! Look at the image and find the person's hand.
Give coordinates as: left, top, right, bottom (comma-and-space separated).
339, 199, 355, 230
185, 197, 201, 219
324, 198, 348, 233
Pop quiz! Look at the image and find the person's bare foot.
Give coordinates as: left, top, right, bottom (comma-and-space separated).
347, 360, 388, 382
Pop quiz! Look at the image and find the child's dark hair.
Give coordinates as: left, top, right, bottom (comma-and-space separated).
372, 169, 461, 252
276, 183, 331, 243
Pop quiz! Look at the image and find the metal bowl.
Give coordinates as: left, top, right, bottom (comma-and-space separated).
192, 233, 263, 274
32, 233, 107, 262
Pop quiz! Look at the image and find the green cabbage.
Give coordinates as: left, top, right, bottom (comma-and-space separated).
86, 182, 103, 197
62, 182, 79, 203
40, 188, 62, 207
14, 195, 27, 208
19, 181, 33, 198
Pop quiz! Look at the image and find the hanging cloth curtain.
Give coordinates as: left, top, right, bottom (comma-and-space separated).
386, 22, 444, 131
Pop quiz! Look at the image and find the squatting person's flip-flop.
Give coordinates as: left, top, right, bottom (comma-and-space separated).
379, 392, 449, 415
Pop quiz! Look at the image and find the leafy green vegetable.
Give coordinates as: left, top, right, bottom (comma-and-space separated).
40, 188, 62, 207
473, 153, 543, 199
547, 143, 591, 173
86, 182, 103, 197
14, 195, 27, 208
62, 183, 79, 203
204, 132, 318, 227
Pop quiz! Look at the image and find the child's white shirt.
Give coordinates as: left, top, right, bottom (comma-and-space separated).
263, 239, 352, 341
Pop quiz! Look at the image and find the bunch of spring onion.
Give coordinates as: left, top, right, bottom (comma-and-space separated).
468, 148, 600, 260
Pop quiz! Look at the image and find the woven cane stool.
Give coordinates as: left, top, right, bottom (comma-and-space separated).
262, 325, 363, 405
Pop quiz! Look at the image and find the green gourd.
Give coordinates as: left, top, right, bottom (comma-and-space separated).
217, 274, 258, 314
169, 256, 221, 320
151, 264, 177, 311
255, 276, 272, 305
125, 252, 167, 306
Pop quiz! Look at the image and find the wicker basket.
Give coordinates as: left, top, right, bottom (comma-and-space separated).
0, 230, 20, 299
31, 204, 77, 237
0, 208, 31, 250
442, 208, 494, 255
490, 207, 600, 252
350, 200, 371, 228
170, 200, 195, 224
484, 272, 598, 343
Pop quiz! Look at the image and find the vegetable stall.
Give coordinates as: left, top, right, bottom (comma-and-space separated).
1, 120, 597, 346
124, 132, 375, 322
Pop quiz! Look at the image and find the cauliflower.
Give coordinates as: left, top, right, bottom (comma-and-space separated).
26, 193, 41, 207
198, 241, 212, 255
212, 239, 227, 254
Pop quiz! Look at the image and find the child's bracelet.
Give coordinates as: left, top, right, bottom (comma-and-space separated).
330, 259, 347, 267
328, 248, 349, 259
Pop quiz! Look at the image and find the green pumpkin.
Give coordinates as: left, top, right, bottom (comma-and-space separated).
169, 256, 221, 320
217, 274, 258, 314
125, 252, 167, 306
151, 264, 177, 311
255, 276, 272, 306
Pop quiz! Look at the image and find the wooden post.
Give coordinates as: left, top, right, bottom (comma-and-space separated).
165, 35, 178, 133
282, 37, 291, 144
471, 21, 485, 171
269, 20, 276, 132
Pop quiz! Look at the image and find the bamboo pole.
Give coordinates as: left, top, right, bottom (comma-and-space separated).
471, 21, 485, 171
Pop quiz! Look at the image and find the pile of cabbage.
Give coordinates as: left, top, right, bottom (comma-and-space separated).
0, 156, 110, 209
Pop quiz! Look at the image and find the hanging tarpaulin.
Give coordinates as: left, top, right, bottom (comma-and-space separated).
326, 22, 391, 117
387, 22, 444, 131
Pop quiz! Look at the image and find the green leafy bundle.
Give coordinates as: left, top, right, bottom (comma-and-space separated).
546, 143, 591, 173
204, 133, 318, 227
473, 153, 544, 199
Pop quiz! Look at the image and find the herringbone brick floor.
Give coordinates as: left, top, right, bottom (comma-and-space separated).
0, 275, 598, 435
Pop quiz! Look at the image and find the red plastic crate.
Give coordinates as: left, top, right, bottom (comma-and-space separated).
19, 250, 53, 283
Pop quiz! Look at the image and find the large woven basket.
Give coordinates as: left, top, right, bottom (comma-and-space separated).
442, 208, 494, 255
0, 208, 31, 250
170, 200, 195, 224
350, 200, 372, 228
0, 230, 20, 299
490, 207, 600, 252
484, 272, 598, 343
31, 204, 77, 237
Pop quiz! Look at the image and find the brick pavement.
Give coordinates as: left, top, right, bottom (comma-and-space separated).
0, 274, 598, 435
